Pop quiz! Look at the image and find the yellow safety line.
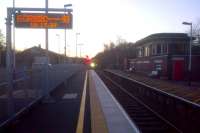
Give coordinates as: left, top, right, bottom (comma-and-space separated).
89, 70, 109, 133
76, 71, 88, 133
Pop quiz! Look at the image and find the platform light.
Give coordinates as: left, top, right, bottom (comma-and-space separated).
64, 4, 72, 8
182, 21, 192, 86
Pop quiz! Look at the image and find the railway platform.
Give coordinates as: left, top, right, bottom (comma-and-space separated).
5, 70, 87, 133
88, 70, 139, 133
1, 69, 139, 133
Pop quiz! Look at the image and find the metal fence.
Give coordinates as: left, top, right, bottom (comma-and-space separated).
0, 64, 84, 127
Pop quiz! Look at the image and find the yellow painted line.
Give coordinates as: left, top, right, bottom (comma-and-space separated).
89, 70, 109, 133
76, 71, 88, 133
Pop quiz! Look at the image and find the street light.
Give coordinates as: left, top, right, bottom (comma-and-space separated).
76, 33, 80, 57
56, 34, 61, 63
79, 43, 84, 57
56, 34, 60, 53
64, 4, 72, 8
182, 21, 192, 86
64, 4, 72, 58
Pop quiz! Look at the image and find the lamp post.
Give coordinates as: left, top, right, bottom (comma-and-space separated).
56, 34, 61, 63
56, 34, 60, 53
182, 21, 192, 86
76, 33, 80, 57
64, 4, 72, 58
79, 43, 84, 57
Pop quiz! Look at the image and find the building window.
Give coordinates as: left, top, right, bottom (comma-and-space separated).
142, 47, 145, 56
138, 48, 142, 57
157, 44, 161, 55
145, 46, 150, 56
149, 45, 152, 56
173, 43, 184, 54
152, 45, 156, 55
163, 44, 168, 54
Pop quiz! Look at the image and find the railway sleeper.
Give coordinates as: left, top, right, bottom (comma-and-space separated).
101, 71, 182, 132
140, 127, 173, 133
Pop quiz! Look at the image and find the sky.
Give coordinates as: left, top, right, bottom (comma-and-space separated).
0, 0, 200, 57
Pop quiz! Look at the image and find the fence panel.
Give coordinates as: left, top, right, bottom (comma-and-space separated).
0, 64, 84, 127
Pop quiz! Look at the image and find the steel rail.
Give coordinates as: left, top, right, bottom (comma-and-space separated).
105, 70, 200, 108
102, 73, 181, 133
104, 70, 200, 132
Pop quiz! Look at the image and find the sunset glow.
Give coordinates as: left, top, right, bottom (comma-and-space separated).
0, 0, 200, 57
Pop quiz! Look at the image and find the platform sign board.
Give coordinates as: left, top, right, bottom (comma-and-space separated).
15, 13, 72, 29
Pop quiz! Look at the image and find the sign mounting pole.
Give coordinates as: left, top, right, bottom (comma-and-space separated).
13, 0, 16, 69
6, 8, 14, 116
45, 0, 48, 56
6, 5, 73, 104
44, 0, 50, 100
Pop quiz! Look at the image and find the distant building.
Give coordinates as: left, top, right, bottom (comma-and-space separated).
129, 33, 200, 80
16, 46, 66, 68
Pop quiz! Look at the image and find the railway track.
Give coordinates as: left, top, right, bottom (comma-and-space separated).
98, 72, 179, 133
98, 70, 200, 133
111, 70, 200, 103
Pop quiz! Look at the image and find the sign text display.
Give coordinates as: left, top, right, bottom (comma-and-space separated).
15, 13, 72, 29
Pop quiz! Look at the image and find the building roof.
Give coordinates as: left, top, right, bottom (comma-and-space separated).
135, 33, 190, 46
19, 46, 61, 56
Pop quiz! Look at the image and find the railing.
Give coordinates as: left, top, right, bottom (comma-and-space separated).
0, 64, 84, 128
104, 70, 200, 132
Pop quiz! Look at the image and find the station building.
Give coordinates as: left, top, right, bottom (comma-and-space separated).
129, 33, 200, 80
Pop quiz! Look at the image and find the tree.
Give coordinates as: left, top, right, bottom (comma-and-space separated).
0, 29, 5, 66
94, 39, 137, 70
116, 35, 126, 45
0, 29, 5, 46
104, 42, 115, 51
186, 19, 200, 44
192, 19, 200, 37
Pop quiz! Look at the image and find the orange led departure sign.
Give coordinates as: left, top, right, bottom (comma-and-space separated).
15, 13, 72, 29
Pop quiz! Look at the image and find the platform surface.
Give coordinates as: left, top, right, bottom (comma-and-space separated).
89, 70, 140, 133
3, 69, 140, 133
6, 70, 87, 133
